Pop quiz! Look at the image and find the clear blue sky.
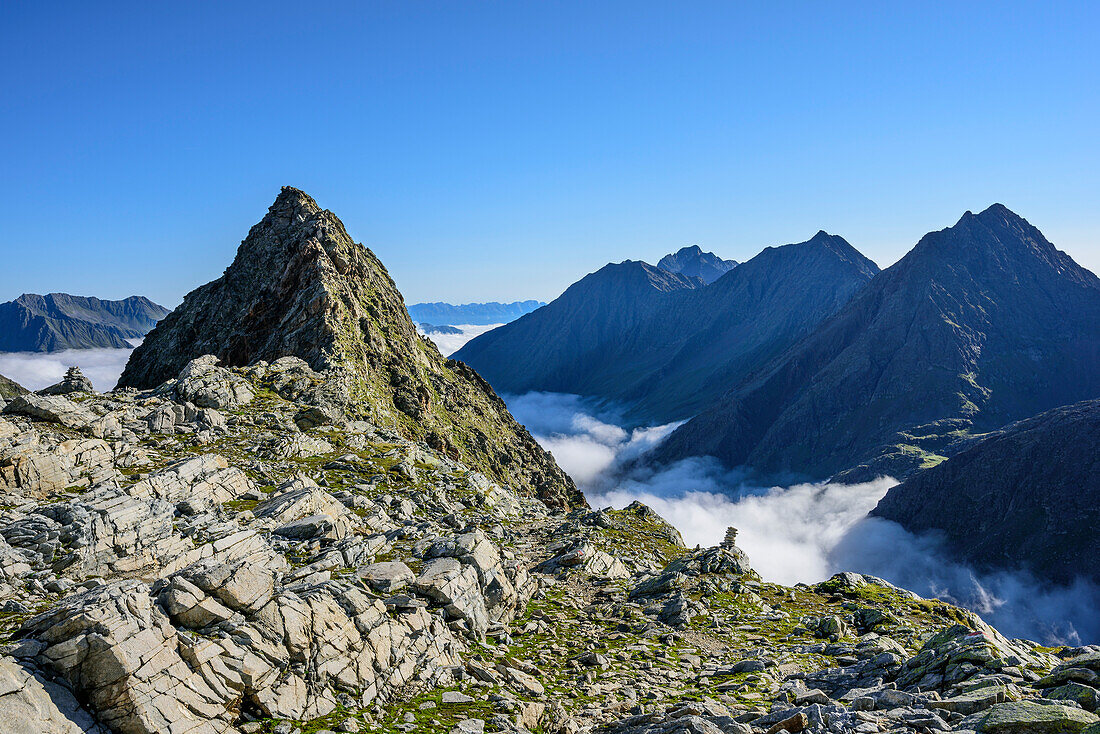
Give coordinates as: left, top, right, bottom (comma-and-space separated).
2, 1, 1097, 307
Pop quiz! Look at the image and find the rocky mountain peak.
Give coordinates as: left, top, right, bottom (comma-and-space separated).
118, 187, 580, 507
911, 203, 1094, 285
656, 244, 737, 284
273, 184, 320, 211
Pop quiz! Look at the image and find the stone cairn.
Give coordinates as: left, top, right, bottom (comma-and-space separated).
720, 526, 739, 549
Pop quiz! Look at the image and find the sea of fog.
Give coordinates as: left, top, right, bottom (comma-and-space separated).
505, 391, 1100, 645
0, 323, 491, 391
0, 321, 491, 391
418, 324, 502, 357
0, 345, 137, 392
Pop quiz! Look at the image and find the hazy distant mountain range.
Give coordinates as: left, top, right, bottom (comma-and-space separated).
455, 235, 878, 422
0, 293, 169, 352
656, 244, 738, 284
406, 300, 545, 326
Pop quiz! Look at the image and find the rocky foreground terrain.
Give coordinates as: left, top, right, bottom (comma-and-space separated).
1, 360, 1098, 734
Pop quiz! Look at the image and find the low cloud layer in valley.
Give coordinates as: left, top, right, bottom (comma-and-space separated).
419, 324, 502, 356
506, 391, 1100, 645
0, 345, 136, 392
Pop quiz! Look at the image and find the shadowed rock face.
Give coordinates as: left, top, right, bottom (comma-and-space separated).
118, 187, 581, 508
0, 293, 168, 352
456, 233, 878, 423
655, 204, 1100, 481
872, 399, 1100, 585
657, 244, 738, 284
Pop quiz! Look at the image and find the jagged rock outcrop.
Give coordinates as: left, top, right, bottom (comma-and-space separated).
656, 244, 738, 284
118, 187, 579, 508
3, 393, 99, 431
0, 293, 168, 352
0, 373, 554, 733
457, 232, 878, 423
656, 204, 1100, 480
872, 399, 1100, 584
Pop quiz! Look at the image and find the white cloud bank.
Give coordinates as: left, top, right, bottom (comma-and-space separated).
506, 391, 1100, 645
0, 345, 137, 392
419, 324, 502, 357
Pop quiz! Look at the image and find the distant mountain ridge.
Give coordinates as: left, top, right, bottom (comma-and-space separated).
657, 245, 738, 284
654, 204, 1100, 480
406, 300, 545, 326
455, 233, 878, 423
0, 293, 169, 352
417, 323, 463, 335
872, 399, 1100, 585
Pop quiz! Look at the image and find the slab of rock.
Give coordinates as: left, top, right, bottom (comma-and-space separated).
1045, 681, 1100, 712
2, 394, 97, 430
536, 539, 629, 580
21, 580, 235, 734
0, 656, 105, 733
358, 561, 414, 593
928, 684, 1008, 715
412, 557, 489, 635
442, 691, 474, 704
175, 556, 276, 613
0, 436, 115, 495
263, 433, 334, 459
28, 484, 195, 578
175, 355, 255, 410
966, 700, 1099, 732
129, 454, 253, 511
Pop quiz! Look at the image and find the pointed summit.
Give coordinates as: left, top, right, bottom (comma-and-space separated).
273, 184, 320, 210
119, 187, 580, 507
906, 203, 1095, 287
656, 244, 737, 284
